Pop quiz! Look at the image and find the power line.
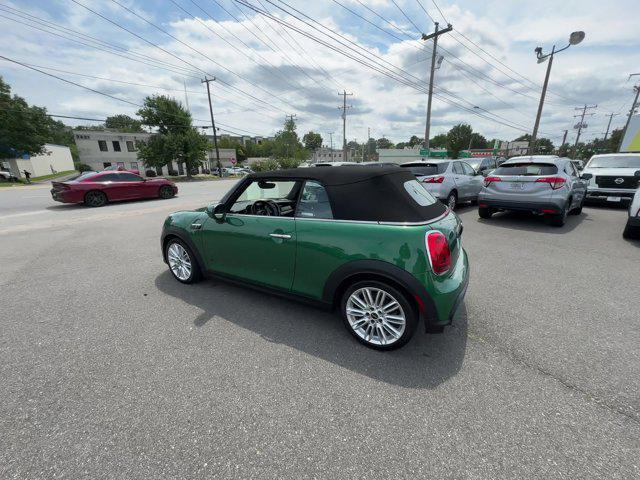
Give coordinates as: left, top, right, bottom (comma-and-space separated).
68, 0, 290, 114
0, 55, 260, 136
235, 0, 550, 135
390, 0, 424, 32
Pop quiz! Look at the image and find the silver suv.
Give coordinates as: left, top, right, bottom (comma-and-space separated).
477, 155, 587, 227
400, 160, 483, 209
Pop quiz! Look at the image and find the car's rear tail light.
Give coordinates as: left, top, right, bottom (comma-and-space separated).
423, 176, 444, 184
484, 176, 501, 187
535, 176, 566, 189
426, 231, 451, 275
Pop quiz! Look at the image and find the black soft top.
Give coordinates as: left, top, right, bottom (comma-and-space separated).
248, 167, 447, 222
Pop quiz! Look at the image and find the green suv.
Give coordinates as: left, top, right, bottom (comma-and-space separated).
161, 167, 469, 350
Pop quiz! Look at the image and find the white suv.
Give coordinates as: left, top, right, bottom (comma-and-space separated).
581, 153, 640, 205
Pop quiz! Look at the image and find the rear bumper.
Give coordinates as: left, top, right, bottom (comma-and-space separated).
478, 198, 563, 214
424, 246, 469, 331
51, 189, 83, 204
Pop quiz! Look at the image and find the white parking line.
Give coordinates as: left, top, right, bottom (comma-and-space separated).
0, 209, 49, 220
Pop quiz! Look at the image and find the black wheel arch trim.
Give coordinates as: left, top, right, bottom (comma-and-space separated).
322, 259, 440, 328
161, 227, 205, 275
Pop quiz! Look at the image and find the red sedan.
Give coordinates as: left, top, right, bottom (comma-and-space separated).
51, 171, 178, 207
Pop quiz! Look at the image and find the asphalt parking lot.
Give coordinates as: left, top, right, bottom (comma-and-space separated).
1, 181, 638, 479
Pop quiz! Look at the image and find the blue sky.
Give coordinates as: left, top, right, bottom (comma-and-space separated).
1, 0, 639, 146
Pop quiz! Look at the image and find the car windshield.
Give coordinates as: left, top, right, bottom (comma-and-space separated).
401, 162, 449, 176
466, 159, 482, 170
587, 155, 640, 168
493, 163, 558, 176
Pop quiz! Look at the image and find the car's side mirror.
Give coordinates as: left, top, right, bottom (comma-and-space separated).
580, 173, 593, 180
207, 202, 226, 222
634, 170, 640, 179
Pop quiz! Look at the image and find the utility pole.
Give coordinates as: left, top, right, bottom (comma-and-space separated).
367, 127, 371, 162
328, 132, 334, 162
561, 129, 568, 146
529, 31, 585, 154
201, 77, 221, 174
619, 74, 640, 152
421, 21, 453, 154
183, 80, 190, 112
338, 91, 353, 161
603, 113, 619, 141
284, 114, 296, 159
573, 104, 597, 158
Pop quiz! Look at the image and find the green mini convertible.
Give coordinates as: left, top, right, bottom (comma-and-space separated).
161, 167, 469, 350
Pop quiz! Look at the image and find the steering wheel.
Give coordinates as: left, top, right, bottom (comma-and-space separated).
251, 200, 281, 216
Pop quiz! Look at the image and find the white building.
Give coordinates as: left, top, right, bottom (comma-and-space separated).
3, 143, 74, 179
312, 147, 353, 163
74, 130, 151, 174
75, 130, 236, 176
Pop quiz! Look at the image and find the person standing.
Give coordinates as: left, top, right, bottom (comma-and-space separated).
23, 170, 31, 184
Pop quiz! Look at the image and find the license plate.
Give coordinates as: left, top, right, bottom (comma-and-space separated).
607, 196, 621, 202
510, 183, 525, 190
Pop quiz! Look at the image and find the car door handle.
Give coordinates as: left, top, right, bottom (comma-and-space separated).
190, 222, 202, 230
269, 233, 291, 239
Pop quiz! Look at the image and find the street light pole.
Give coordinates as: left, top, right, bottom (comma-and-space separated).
530, 45, 555, 155
529, 31, 585, 155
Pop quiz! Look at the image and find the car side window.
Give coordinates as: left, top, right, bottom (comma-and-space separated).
229, 179, 299, 215
97, 174, 119, 182
452, 162, 464, 175
461, 162, 476, 176
118, 173, 142, 181
296, 180, 333, 219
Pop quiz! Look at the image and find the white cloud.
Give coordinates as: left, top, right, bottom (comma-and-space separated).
1, 0, 638, 145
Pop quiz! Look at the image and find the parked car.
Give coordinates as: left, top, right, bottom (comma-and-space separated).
161, 167, 469, 350
466, 157, 499, 176
313, 161, 353, 167
51, 171, 178, 207
478, 155, 587, 226
571, 159, 585, 171
227, 166, 251, 176
623, 188, 640, 239
400, 160, 483, 210
357, 161, 400, 168
581, 153, 640, 205
0, 170, 18, 182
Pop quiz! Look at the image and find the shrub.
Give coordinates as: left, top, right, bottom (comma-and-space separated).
251, 159, 279, 172
76, 163, 93, 172
145, 169, 157, 177
278, 158, 302, 169
168, 169, 178, 176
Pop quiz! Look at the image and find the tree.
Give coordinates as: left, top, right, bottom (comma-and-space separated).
136, 95, 209, 178
271, 117, 307, 161
302, 131, 322, 151
430, 133, 448, 148
105, 114, 144, 133
409, 135, 423, 146
0, 76, 52, 159
609, 128, 623, 152
446, 124, 473, 158
376, 137, 394, 149
469, 132, 488, 149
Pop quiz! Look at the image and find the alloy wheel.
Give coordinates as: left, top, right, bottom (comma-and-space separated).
345, 287, 406, 346
447, 193, 457, 210
86, 191, 106, 207
167, 242, 192, 281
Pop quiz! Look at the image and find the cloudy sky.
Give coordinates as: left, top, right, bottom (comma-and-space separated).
1, 0, 639, 147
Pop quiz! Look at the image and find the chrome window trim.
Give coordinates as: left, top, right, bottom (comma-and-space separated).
226, 213, 295, 220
